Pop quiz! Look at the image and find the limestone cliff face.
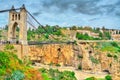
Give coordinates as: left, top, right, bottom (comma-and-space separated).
28, 44, 74, 66
28, 43, 115, 71
76, 43, 113, 72
28, 42, 120, 79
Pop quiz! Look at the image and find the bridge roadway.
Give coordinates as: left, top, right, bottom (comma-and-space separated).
28, 40, 120, 45
77, 40, 120, 43
28, 41, 75, 45
0, 40, 119, 45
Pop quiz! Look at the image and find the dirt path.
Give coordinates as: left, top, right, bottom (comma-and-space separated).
32, 63, 107, 80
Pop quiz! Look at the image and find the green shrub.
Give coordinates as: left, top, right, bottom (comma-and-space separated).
111, 42, 119, 48
78, 55, 83, 58
107, 53, 112, 57
113, 54, 118, 60
85, 76, 97, 80
90, 56, 99, 64
0, 68, 6, 75
41, 73, 50, 80
39, 68, 47, 73
62, 71, 76, 80
11, 70, 25, 80
5, 70, 25, 80
73, 40, 77, 45
55, 64, 61, 67
105, 75, 112, 80
4, 44, 14, 50
40, 68, 77, 80
0, 52, 10, 69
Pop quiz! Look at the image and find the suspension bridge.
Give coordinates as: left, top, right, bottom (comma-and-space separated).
0, 4, 74, 45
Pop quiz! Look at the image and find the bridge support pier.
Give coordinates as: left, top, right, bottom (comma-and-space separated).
8, 5, 27, 45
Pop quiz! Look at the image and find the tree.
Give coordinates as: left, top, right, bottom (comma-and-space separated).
96, 28, 100, 31
70, 26, 77, 30
102, 26, 106, 30
104, 32, 111, 40
84, 26, 92, 30
4, 25, 8, 30
99, 32, 103, 38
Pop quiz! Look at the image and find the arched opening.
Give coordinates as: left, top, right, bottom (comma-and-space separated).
15, 14, 17, 20
12, 14, 14, 21
12, 22, 20, 43
18, 14, 20, 20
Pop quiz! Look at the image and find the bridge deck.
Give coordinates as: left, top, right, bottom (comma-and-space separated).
77, 40, 120, 43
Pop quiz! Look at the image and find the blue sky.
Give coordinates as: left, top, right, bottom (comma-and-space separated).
0, 0, 120, 29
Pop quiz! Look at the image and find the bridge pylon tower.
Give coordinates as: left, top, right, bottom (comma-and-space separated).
8, 4, 27, 45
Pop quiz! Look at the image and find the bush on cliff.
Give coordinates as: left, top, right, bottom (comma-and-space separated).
0, 44, 77, 80
105, 75, 112, 80
85, 76, 97, 80
39, 68, 77, 80
76, 32, 101, 40
0, 44, 43, 80
85, 75, 112, 80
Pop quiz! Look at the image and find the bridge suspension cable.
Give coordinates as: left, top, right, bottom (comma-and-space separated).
0, 8, 20, 13
27, 21, 37, 29
26, 10, 56, 40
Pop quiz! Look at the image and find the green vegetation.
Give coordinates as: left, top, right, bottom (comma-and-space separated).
85, 77, 97, 80
104, 32, 111, 40
27, 25, 64, 41
39, 68, 77, 80
105, 75, 112, 80
85, 75, 112, 80
78, 55, 83, 58
95, 42, 120, 61
0, 44, 77, 80
76, 32, 101, 40
27, 25, 113, 41
107, 53, 113, 57
90, 56, 99, 64
0, 44, 43, 80
55, 64, 61, 67
97, 42, 120, 53
6, 70, 25, 80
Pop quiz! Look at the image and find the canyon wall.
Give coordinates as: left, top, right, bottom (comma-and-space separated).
1, 42, 119, 79
28, 44, 74, 66
27, 43, 117, 73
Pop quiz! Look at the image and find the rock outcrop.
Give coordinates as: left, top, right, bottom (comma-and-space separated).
28, 42, 120, 79
28, 44, 74, 66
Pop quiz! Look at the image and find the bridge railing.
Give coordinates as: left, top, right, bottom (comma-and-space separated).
28, 41, 75, 45
0, 40, 21, 45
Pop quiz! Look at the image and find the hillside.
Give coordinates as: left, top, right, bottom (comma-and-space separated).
1, 25, 120, 42
0, 44, 77, 80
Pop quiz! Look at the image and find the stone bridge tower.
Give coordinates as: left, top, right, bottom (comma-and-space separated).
8, 5, 27, 45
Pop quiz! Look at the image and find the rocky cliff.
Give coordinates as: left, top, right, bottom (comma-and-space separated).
28, 42, 120, 79
28, 44, 74, 66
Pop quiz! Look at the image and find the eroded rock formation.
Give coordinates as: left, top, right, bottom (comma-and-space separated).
28, 44, 74, 66
28, 42, 120, 79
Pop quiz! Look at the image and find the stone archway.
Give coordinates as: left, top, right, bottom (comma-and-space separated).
11, 22, 20, 43
8, 5, 27, 44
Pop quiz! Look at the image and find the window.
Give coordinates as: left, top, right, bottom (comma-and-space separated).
12, 14, 14, 21
18, 14, 20, 20
15, 14, 17, 20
